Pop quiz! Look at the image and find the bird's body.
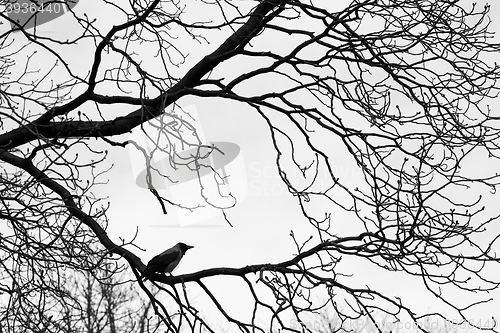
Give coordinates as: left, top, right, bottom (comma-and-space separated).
142, 242, 194, 281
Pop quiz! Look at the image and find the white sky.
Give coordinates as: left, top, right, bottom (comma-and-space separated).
2, 0, 500, 331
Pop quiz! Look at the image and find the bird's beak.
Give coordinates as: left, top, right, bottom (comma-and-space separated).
187, 245, 194, 250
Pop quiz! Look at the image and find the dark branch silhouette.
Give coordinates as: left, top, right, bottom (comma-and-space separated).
1, 0, 499, 332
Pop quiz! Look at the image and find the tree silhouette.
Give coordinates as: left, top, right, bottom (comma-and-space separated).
1, 0, 499, 332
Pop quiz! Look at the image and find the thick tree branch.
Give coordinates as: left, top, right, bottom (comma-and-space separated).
0, 0, 288, 151
0, 148, 145, 272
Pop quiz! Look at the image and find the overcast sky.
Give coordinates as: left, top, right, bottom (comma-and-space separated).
2, 0, 500, 331
104, 0, 500, 328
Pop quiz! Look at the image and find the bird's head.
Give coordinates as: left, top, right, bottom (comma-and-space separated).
178, 242, 194, 254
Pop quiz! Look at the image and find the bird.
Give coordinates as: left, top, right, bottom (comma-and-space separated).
141, 242, 194, 281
